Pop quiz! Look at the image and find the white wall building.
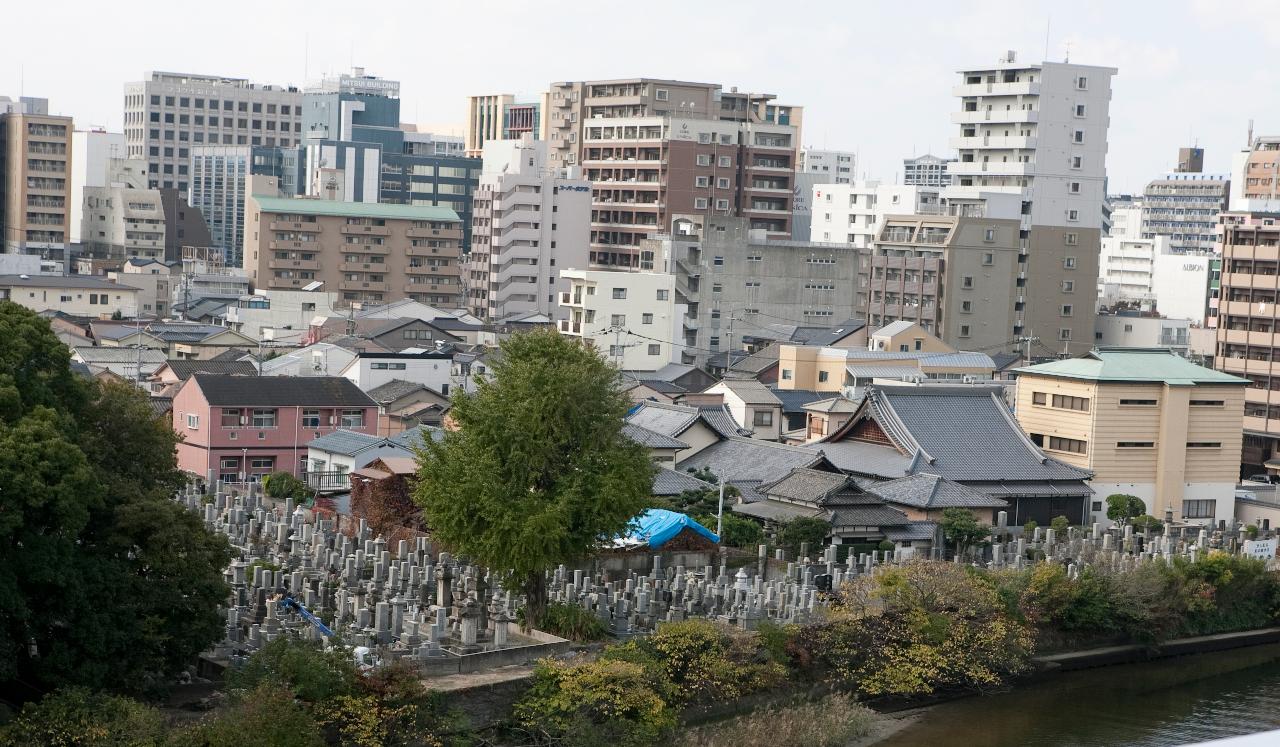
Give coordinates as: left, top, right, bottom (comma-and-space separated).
81, 159, 168, 260
260, 342, 356, 378
557, 269, 686, 371
70, 130, 127, 244
799, 148, 856, 184
340, 349, 455, 394
946, 52, 1117, 355
0, 274, 138, 317
467, 137, 592, 322
1094, 314, 1191, 355
809, 181, 943, 247
1151, 253, 1213, 324
903, 154, 954, 187
223, 288, 342, 340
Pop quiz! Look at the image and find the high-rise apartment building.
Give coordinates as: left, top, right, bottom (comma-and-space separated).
903, 154, 954, 187
123, 72, 303, 193
71, 130, 127, 244
800, 148, 856, 184
242, 194, 464, 308
1178, 147, 1205, 174
300, 69, 481, 248
465, 94, 543, 157
1, 99, 73, 255
466, 137, 591, 322
809, 182, 944, 248
189, 145, 302, 266
1140, 150, 1229, 255
542, 79, 802, 269
80, 158, 211, 263
946, 51, 1117, 356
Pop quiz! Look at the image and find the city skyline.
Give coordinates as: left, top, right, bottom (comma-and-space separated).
5, 0, 1274, 193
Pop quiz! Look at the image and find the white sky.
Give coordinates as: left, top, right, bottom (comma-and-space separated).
6, 0, 1274, 192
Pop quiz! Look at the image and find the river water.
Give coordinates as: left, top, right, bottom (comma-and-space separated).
885, 643, 1280, 747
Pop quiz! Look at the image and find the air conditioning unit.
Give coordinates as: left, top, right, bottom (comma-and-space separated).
329, 416, 337, 425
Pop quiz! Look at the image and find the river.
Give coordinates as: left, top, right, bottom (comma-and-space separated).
884, 643, 1280, 747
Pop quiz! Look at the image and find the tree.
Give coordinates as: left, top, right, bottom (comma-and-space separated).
697, 513, 762, 548
263, 470, 308, 502
939, 507, 990, 558
776, 517, 830, 559
1105, 494, 1146, 525
413, 331, 653, 627
1050, 515, 1071, 534
0, 688, 166, 746
0, 303, 231, 695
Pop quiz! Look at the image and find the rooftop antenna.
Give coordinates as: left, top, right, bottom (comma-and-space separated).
1044, 16, 1051, 61
1063, 40, 1072, 64
1248, 119, 1255, 148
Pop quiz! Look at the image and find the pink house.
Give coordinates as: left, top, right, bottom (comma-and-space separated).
173, 373, 378, 482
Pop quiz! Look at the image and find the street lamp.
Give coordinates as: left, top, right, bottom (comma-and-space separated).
240, 447, 248, 484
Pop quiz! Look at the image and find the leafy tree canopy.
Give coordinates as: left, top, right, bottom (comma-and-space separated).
1106, 494, 1147, 523
940, 507, 991, 556
413, 331, 654, 623
777, 517, 831, 559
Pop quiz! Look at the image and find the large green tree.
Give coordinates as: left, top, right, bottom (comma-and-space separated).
0, 302, 230, 695
413, 330, 654, 625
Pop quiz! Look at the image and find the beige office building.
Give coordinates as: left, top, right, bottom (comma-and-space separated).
1016, 347, 1247, 526
243, 196, 463, 308
1, 104, 73, 254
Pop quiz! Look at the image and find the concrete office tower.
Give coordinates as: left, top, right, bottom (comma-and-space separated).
809, 182, 944, 248
864, 211, 1022, 352
903, 154, 954, 187
189, 145, 302, 267
123, 72, 303, 193
946, 51, 1117, 356
1140, 151, 1229, 255
543, 79, 802, 269
71, 130, 127, 243
649, 215, 862, 364
466, 137, 591, 322
300, 69, 480, 247
1, 100, 73, 255
401, 127, 464, 157
242, 194, 464, 308
465, 94, 543, 157
800, 148, 855, 184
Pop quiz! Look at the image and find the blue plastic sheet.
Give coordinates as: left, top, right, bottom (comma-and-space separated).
621, 508, 720, 548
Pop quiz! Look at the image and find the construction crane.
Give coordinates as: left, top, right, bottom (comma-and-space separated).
274, 594, 378, 670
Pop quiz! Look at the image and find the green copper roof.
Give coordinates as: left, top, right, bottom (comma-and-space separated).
251, 195, 460, 222
1015, 347, 1248, 386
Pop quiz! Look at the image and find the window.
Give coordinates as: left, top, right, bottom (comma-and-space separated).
747, 254, 763, 262
1058, 328, 1072, 341
717, 177, 730, 189
694, 197, 709, 209
642, 313, 654, 324
715, 199, 730, 210
718, 156, 731, 167
1071, 156, 1083, 170
1052, 394, 1089, 411
1120, 399, 1157, 406
1092, 501, 1103, 513
655, 88, 669, 101
753, 410, 774, 427
220, 457, 239, 470
961, 300, 973, 313
959, 324, 971, 337
696, 154, 712, 167
612, 287, 627, 299
340, 410, 364, 428
1075, 103, 1087, 117
818, 371, 830, 383
1076, 75, 1088, 90
984, 229, 996, 243
656, 289, 669, 301
1117, 441, 1154, 448
712, 256, 724, 266
962, 276, 974, 289
185, 413, 199, 429
1047, 435, 1087, 454
1190, 400, 1225, 407
1067, 209, 1080, 221
251, 408, 277, 428
781, 369, 793, 381
610, 314, 626, 327
250, 458, 274, 470
221, 408, 241, 427
1183, 500, 1216, 519
1064, 256, 1077, 269
1062, 280, 1075, 293
648, 344, 661, 355
712, 283, 723, 293
302, 409, 321, 428
1073, 129, 1085, 144
695, 175, 710, 188
1061, 304, 1074, 317
982, 252, 994, 265
1187, 442, 1222, 448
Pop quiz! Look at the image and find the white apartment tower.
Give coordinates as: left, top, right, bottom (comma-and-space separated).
947, 52, 1116, 355
467, 137, 592, 322
123, 72, 303, 193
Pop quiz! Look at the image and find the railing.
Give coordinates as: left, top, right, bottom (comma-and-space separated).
303, 471, 351, 491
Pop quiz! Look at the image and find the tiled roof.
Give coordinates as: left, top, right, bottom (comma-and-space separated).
726, 343, 781, 375
770, 388, 829, 414
758, 467, 850, 503
800, 319, 866, 347
637, 379, 688, 395
883, 521, 939, 542
652, 467, 714, 496
162, 359, 257, 380
210, 348, 254, 362
149, 397, 174, 417
734, 500, 822, 522
627, 401, 701, 437
678, 437, 835, 484
308, 429, 384, 456
805, 439, 914, 478
804, 397, 858, 414
857, 385, 1093, 483
366, 379, 433, 404
712, 378, 782, 405
189, 374, 376, 407
828, 504, 909, 528
874, 473, 1009, 509
698, 404, 752, 438
623, 422, 690, 450
74, 346, 167, 364
846, 364, 925, 380
389, 425, 443, 449
1016, 347, 1248, 386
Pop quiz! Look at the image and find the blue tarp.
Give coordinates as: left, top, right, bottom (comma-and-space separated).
620, 508, 720, 548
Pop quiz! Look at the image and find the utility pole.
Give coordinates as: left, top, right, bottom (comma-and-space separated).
716, 474, 726, 539
1016, 334, 1039, 364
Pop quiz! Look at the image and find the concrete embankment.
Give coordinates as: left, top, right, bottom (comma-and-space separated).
1033, 627, 1280, 672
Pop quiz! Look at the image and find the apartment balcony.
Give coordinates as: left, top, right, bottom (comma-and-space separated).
1220, 328, 1278, 347
339, 280, 390, 292
952, 81, 1041, 98
339, 261, 391, 273
582, 157, 666, 167
745, 185, 791, 194
1222, 273, 1280, 291
407, 245, 459, 258
406, 226, 462, 239
269, 220, 321, 232
559, 291, 585, 307
268, 258, 320, 271
340, 224, 391, 237
950, 135, 1038, 150
303, 471, 351, 491
557, 319, 583, 335
404, 281, 457, 294
1218, 356, 1276, 377
948, 161, 1033, 176
951, 109, 1038, 125
342, 244, 391, 256
748, 163, 793, 173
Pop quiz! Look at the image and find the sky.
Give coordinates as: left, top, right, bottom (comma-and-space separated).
5, 0, 1275, 193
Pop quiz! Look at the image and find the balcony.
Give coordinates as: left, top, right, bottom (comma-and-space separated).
407, 245, 460, 258
303, 471, 351, 491
951, 109, 1038, 125
340, 224, 391, 236
268, 258, 320, 271
948, 161, 1033, 176
557, 319, 583, 335
338, 280, 390, 292
952, 81, 1041, 98
560, 291, 584, 307
339, 261, 389, 272
342, 243, 391, 256
269, 220, 320, 232
950, 135, 1038, 150
406, 226, 462, 239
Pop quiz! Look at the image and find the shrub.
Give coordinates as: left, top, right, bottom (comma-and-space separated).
263, 471, 308, 501
940, 507, 990, 557
168, 682, 324, 747
1050, 516, 1070, 533
641, 620, 786, 706
0, 688, 166, 746
698, 512, 763, 548
1105, 494, 1146, 524
776, 517, 830, 560
877, 540, 896, 552
677, 693, 877, 747
1247, 524, 1261, 540
1022, 520, 1037, 536
226, 637, 359, 703
535, 601, 610, 642
514, 659, 676, 747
